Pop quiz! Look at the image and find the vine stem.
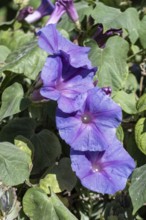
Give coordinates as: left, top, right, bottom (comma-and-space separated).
127, 48, 146, 61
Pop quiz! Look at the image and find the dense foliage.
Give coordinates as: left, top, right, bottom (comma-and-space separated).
0, 0, 146, 219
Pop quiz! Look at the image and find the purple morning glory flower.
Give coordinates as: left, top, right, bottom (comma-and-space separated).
46, 0, 79, 25
93, 24, 122, 48
37, 24, 92, 69
40, 54, 96, 112
56, 87, 122, 151
25, 0, 54, 23
70, 139, 135, 194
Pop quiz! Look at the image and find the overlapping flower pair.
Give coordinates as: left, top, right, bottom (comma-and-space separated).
36, 24, 135, 195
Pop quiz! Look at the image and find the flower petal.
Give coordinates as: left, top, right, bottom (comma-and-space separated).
37, 24, 92, 68
70, 141, 135, 194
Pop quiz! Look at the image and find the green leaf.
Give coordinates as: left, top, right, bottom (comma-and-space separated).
49, 158, 77, 192
113, 91, 137, 114
0, 40, 47, 80
92, 3, 140, 43
14, 135, 34, 168
124, 73, 138, 93
0, 83, 29, 121
0, 142, 30, 186
99, 0, 123, 7
129, 164, 146, 214
0, 29, 34, 51
124, 131, 146, 167
30, 130, 62, 175
50, 191, 78, 220
80, 212, 89, 220
86, 37, 129, 91
23, 188, 77, 220
119, 8, 140, 44
23, 188, 58, 220
137, 93, 146, 113
135, 118, 146, 155
92, 2, 120, 27
116, 125, 124, 142
139, 16, 146, 48
0, 45, 11, 62
40, 158, 77, 194
39, 174, 61, 194
0, 117, 36, 143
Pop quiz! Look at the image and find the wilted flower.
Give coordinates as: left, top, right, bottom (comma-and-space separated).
25, 0, 54, 23
40, 55, 96, 112
46, 0, 79, 25
93, 24, 122, 48
37, 24, 92, 68
31, 89, 47, 101
70, 139, 135, 194
17, 6, 34, 22
56, 87, 122, 151
31, 78, 48, 101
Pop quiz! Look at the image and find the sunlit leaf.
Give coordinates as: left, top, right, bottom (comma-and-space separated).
116, 125, 124, 142
139, 15, 146, 48
92, 3, 140, 43
0, 40, 47, 80
113, 91, 137, 114
129, 164, 146, 214
0, 29, 34, 51
23, 188, 58, 220
23, 188, 77, 220
39, 174, 61, 194
50, 191, 78, 220
14, 135, 34, 169
137, 93, 146, 113
0, 142, 30, 186
86, 37, 129, 91
135, 118, 146, 155
0, 83, 29, 121
124, 73, 138, 93
40, 158, 77, 193
0, 45, 11, 62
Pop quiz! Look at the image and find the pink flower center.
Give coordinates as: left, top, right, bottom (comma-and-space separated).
92, 164, 102, 173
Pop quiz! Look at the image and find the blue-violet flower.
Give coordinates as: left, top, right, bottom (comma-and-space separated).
56, 87, 122, 151
40, 55, 96, 112
70, 139, 135, 194
37, 24, 92, 69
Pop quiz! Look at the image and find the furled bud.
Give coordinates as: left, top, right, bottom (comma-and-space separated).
17, 6, 34, 21
47, 0, 79, 25
25, 0, 54, 24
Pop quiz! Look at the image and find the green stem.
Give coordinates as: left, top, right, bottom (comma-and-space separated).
127, 48, 146, 61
